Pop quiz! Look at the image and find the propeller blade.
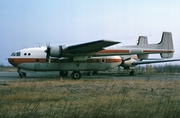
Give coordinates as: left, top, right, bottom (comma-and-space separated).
45, 46, 51, 62
117, 66, 121, 73
123, 57, 131, 61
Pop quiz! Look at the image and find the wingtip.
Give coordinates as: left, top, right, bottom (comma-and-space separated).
100, 39, 121, 44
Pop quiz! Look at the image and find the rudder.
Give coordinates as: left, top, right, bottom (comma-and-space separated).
158, 32, 174, 58
137, 36, 149, 59
137, 36, 148, 45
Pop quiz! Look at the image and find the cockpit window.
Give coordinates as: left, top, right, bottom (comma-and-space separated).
11, 52, 20, 56
16, 52, 20, 56
11, 53, 15, 56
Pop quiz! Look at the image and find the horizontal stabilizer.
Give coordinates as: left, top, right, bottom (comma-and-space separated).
132, 59, 180, 66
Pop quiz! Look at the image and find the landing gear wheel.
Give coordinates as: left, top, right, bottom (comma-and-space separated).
71, 71, 81, 79
17, 69, 26, 78
60, 71, 68, 77
19, 72, 26, 78
129, 70, 135, 76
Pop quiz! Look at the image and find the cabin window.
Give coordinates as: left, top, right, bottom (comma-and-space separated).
28, 53, 31, 56
24, 53, 27, 56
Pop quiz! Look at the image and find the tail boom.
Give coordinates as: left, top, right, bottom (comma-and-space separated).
122, 32, 174, 59
94, 32, 175, 59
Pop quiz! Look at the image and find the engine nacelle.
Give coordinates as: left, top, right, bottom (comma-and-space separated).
49, 45, 66, 57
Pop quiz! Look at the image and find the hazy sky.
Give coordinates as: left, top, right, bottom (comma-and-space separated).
0, 0, 180, 65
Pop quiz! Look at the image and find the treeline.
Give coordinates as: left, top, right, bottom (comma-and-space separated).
135, 64, 180, 74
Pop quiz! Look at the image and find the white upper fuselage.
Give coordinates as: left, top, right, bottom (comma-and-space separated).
8, 47, 122, 71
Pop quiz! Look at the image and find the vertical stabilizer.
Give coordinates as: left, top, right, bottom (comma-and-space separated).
137, 36, 149, 59
158, 32, 174, 58
137, 36, 148, 45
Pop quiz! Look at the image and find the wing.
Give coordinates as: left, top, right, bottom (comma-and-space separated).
66, 40, 120, 53
132, 59, 180, 66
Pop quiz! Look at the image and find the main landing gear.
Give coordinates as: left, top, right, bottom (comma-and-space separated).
60, 70, 81, 79
18, 69, 26, 78
71, 71, 81, 79
129, 70, 135, 76
69, 61, 82, 79
60, 71, 81, 79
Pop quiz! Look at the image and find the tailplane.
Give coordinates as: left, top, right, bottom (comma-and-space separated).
120, 32, 174, 59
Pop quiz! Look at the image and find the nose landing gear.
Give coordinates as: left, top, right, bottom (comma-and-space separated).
17, 69, 26, 78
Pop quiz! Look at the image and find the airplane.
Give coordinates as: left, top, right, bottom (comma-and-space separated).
8, 32, 180, 79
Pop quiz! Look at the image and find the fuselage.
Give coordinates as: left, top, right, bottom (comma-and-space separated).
8, 47, 122, 71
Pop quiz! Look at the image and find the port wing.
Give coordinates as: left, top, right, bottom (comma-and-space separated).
66, 40, 120, 53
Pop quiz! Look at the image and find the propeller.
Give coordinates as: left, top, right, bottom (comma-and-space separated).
117, 57, 132, 73
117, 65, 121, 73
123, 57, 131, 61
45, 45, 51, 63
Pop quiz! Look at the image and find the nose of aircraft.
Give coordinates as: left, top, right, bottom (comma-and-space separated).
8, 58, 18, 67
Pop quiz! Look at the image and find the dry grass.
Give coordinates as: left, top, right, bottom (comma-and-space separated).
0, 66, 17, 72
0, 77, 180, 118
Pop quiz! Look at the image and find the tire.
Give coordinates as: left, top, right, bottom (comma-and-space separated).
129, 70, 135, 76
71, 71, 81, 79
19, 73, 26, 78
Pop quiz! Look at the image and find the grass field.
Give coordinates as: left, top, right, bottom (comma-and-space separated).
0, 77, 180, 118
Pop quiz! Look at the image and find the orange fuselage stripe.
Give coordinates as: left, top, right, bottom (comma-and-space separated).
8, 58, 122, 66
